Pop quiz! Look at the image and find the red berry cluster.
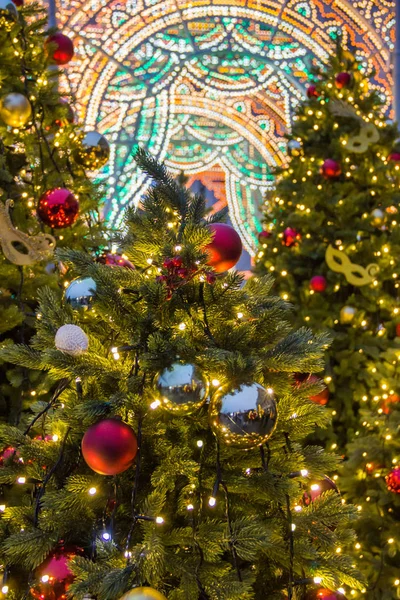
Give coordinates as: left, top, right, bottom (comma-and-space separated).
156, 255, 216, 299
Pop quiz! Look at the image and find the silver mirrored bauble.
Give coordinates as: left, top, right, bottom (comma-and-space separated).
287, 139, 302, 157
75, 131, 110, 169
65, 277, 96, 310
210, 383, 277, 449
370, 208, 385, 227
340, 305, 356, 324
155, 363, 209, 415
0, 0, 18, 21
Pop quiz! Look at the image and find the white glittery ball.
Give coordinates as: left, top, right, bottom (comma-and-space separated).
55, 324, 89, 356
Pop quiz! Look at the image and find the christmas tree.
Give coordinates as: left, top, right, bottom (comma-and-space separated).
0, 150, 362, 600
0, 1, 107, 424
256, 47, 400, 598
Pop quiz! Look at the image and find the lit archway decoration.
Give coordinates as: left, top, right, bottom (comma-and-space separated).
57, 0, 395, 255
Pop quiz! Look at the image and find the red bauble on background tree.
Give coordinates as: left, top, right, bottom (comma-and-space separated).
305, 589, 347, 600
388, 152, 400, 163
380, 393, 400, 415
306, 84, 319, 99
38, 188, 79, 229
82, 418, 138, 475
386, 467, 400, 494
258, 230, 271, 244
310, 275, 327, 293
335, 72, 351, 89
205, 223, 242, 273
46, 32, 74, 65
320, 159, 341, 179
99, 253, 134, 269
11, 0, 23, 6
282, 227, 300, 247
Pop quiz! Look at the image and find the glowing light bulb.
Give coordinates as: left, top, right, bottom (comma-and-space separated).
150, 400, 161, 410
208, 497, 216, 507
88, 487, 97, 495
156, 516, 164, 524
300, 469, 309, 477
196, 440, 203, 448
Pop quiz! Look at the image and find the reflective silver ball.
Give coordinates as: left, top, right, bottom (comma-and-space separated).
0, 0, 18, 21
370, 208, 385, 227
210, 383, 278, 449
340, 305, 356, 324
155, 363, 209, 415
65, 277, 96, 310
75, 130, 110, 170
287, 139, 302, 157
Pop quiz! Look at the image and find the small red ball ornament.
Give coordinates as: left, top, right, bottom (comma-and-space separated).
396, 323, 400, 337
303, 475, 338, 505
258, 230, 271, 243
386, 467, 400, 494
205, 223, 242, 273
46, 32, 74, 65
388, 152, 400, 163
320, 159, 341, 179
11, 0, 23, 6
296, 373, 329, 405
380, 393, 400, 415
306, 84, 319, 99
31, 548, 78, 600
335, 72, 351, 89
38, 188, 79, 229
82, 419, 138, 475
282, 227, 300, 247
305, 589, 347, 600
310, 275, 327, 293
99, 253, 134, 269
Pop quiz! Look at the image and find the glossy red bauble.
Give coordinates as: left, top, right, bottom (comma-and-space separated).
320, 159, 341, 179
205, 223, 242, 273
11, 0, 23, 6
396, 323, 400, 337
46, 32, 74, 65
258, 230, 271, 243
31, 548, 78, 600
99, 253, 134, 269
82, 419, 138, 475
305, 589, 347, 600
335, 72, 351, 89
306, 84, 319, 99
380, 393, 400, 415
386, 467, 400, 494
38, 188, 79, 229
282, 227, 300, 247
296, 373, 329, 405
303, 475, 338, 505
388, 152, 400, 163
310, 275, 327, 293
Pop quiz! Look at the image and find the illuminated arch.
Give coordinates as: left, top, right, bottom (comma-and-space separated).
58, 0, 395, 254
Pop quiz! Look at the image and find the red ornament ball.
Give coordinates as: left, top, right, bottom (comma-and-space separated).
258, 230, 271, 244
305, 589, 347, 600
380, 393, 400, 415
306, 84, 319, 99
46, 32, 74, 65
310, 275, 327, 293
320, 159, 341, 179
282, 227, 300, 247
388, 152, 400, 163
11, 0, 23, 6
31, 548, 78, 600
308, 374, 329, 405
303, 475, 338, 505
99, 253, 134, 269
205, 223, 242, 273
38, 188, 79, 229
335, 72, 351, 89
386, 467, 400, 494
82, 418, 138, 475
396, 323, 400, 337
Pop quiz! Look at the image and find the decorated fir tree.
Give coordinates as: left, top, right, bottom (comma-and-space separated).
0, 151, 362, 600
0, 1, 108, 423
256, 48, 400, 598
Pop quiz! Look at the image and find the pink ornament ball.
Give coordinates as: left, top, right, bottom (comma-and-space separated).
82, 418, 138, 475
37, 188, 79, 229
320, 159, 341, 179
205, 223, 242, 273
335, 72, 351, 89
388, 152, 400, 163
99, 253, 134, 269
46, 32, 74, 65
310, 275, 327, 293
282, 227, 300, 247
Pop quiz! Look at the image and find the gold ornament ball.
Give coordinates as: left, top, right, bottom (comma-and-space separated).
155, 362, 209, 415
119, 588, 167, 600
0, 93, 32, 128
210, 383, 277, 449
340, 306, 356, 324
75, 130, 110, 169
370, 208, 385, 227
